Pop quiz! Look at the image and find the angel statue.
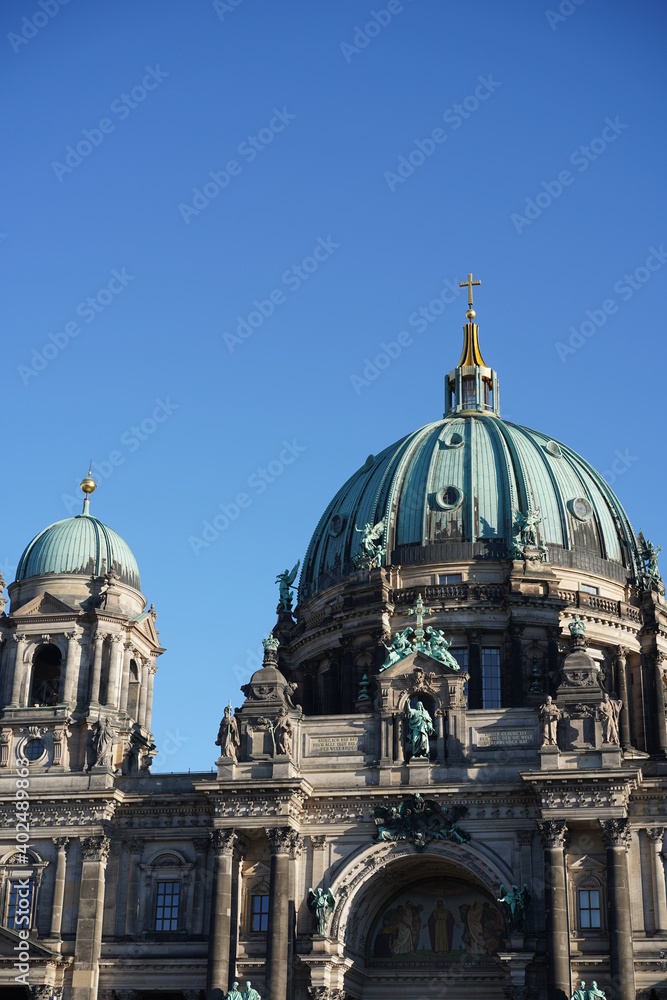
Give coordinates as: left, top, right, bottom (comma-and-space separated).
381, 627, 414, 670
424, 627, 461, 670
216, 702, 240, 762
307, 886, 336, 936
276, 561, 300, 612
353, 519, 386, 569
497, 882, 531, 933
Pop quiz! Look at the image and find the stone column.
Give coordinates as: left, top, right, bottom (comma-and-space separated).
119, 643, 133, 713
123, 839, 143, 937
106, 635, 124, 708
538, 820, 570, 1000
50, 837, 69, 940
647, 828, 667, 934
207, 829, 236, 996
89, 631, 106, 705
62, 632, 83, 705
144, 663, 157, 730
137, 659, 149, 729
652, 653, 667, 755
71, 835, 110, 1000
9, 633, 28, 707
600, 819, 635, 1000
192, 837, 209, 937
615, 646, 631, 749
266, 827, 300, 1000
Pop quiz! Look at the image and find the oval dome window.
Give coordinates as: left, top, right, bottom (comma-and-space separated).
435, 486, 463, 510
546, 440, 563, 458
569, 497, 593, 522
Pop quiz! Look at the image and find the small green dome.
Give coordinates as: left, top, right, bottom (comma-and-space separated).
300, 412, 643, 600
16, 511, 141, 590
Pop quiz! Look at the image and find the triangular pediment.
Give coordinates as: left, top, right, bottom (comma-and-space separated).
379, 647, 464, 679
0, 924, 57, 958
12, 591, 75, 618
569, 854, 606, 872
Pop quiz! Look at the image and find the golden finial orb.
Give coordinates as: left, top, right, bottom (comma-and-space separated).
466, 308, 476, 320
80, 468, 97, 496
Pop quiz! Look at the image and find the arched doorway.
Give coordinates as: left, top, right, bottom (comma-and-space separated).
327, 844, 520, 999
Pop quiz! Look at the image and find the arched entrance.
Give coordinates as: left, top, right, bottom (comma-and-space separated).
321, 842, 524, 1000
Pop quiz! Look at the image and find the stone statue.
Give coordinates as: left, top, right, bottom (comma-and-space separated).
216, 702, 240, 762
353, 519, 385, 569
275, 561, 300, 612
274, 708, 293, 755
381, 627, 413, 670
571, 981, 587, 1000
307, 886, 336, 936
497, 882, 531, 932
92, 718, 114, 767
405, 699, 434, 758
539, 695, 562, 746
98, 568, 120, 608
225, 983, 243, 1000
599, 692, 622, 745
587, 983, 606, 1000
0, 569, 5, 594
424, 627, 461, 670
242, 982, 261, 1000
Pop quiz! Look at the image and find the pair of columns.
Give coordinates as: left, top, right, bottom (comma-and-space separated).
538, 819, 636, 1000
208, 826, 302, 1000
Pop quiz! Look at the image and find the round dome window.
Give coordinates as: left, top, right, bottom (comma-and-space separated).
448, 432, 464, 448
569, 497, 593, 522
546, 440, 563, 458
23, 738, 46, 763
435, 486, 463, 511
328, 514, 346, 537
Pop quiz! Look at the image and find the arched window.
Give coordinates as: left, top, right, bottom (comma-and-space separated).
0, 850, 46, 931
29, 644, 62, 707
246, 879, 271, 934
127, 659, 140, 718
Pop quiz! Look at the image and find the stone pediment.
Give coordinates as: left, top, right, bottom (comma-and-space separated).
12, 591, 75, 618
129, 611, 160, 646
0, 925, 57, 958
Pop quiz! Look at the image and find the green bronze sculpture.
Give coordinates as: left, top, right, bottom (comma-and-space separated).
405, 699, 434, 758
379, 596, 461, 673
424, 626, 461, 669
307, 886, 336, 936
381, 628, 413, 669
242, 982, 261, 1000
373, 793, 469, 851
275, 561, 300, 612
497, 882, 531, 932
353, 519, 385, 569
224, 983, 243, 1000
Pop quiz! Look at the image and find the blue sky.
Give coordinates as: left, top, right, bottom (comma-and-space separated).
2, 0, 666, 772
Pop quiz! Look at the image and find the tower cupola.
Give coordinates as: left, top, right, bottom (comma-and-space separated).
444, 272, 499, 416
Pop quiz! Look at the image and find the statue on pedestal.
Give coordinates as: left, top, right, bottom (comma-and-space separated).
497, 882, 531, 932
539, 695, 562, 746
274, 708, 293, 756
92, 718, 114, 767
598, 692, 622, 745
353, 519, 385, 569
307, 886, 336, 936
216, 702, 240, 762
275, 561, 300, 612
405, 699, 434, 758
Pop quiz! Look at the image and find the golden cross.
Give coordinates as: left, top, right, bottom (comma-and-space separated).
459, 272, 481, 309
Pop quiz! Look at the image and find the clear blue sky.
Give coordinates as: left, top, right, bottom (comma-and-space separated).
2, 0, 666, 772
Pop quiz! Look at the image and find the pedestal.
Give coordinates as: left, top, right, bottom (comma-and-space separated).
272, 757, 298, 779
600, 744, 622, 768
407, 756, 430, 784
539, 745, 562, 770
216, 757, 236, 780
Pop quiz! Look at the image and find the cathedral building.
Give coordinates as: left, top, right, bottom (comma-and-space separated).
0, 279, 666, 1000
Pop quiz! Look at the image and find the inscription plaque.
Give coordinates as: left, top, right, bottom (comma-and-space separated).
475, 728, 534, 748
310, 735, 364, 754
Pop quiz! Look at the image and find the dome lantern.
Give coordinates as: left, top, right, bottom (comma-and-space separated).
444, 273, 499, 417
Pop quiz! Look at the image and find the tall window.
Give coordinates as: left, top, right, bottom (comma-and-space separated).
578, 888, 601, 929
29, 644, 62, 706
155, 880, 180, 931
250, 892, 270, 932
481, 648, 501, 708
450, 648, 468, 672
7, 879, 34, 930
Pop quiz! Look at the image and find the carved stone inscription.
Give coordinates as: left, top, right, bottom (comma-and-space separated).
474, 728, 535, 748
309, 735, 365, 755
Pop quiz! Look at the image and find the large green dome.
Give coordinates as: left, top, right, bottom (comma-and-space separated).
300, 411, 642, 601
16, 510, 141, 590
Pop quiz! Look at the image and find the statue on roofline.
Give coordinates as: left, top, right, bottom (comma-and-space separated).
353, 519, 385, 569
275, 561, 300, 612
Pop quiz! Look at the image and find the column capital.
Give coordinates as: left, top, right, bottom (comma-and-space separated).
266, 826, 303, 857
615, 644, 630, 660
599, 817, 631, 850
308, 990, 346, 1000
311, 835, 327, 850
537, 819, 568, 849
80, 834, 111, 863
110, 633, 125, 645
52, 836, 70, 851
209, 828, 237, 855
647, 827, 665, 844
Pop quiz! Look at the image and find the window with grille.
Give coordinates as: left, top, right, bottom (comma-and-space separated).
481, 648, 501, 708
7, 879, 34, 930
155, 880, 180, 931
578, 888, 601, 929
250, 892, 270, 932
450, 648, 468, 671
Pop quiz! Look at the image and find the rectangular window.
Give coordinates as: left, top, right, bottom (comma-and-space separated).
449, 648, 468, 672
578, 888, 601, 929
251, 893, 270, 932
438, 573, 462, 585
481, 648, 502, 709
7, 879, 34, 930
581, 584, 599, 596
155, 880, 180, 932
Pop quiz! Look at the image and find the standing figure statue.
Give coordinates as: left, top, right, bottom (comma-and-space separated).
307, 886, 336, 936
571, 982, 587, 1000
405, 699, 434, 758
515, 508, 541, 548
242, 981, 261, 1000
424, 627, 460, 670
497, 882, 531, 933
274, 707, 293, 756
599, 692, 622, 745
216, 702, 240, 762
539, 695, 562, 746
587, 983, 607, 1000
353, 519, 386, 569
92, 718, 114, 767
275, 561, 300, 612
381, 627, 413, 670
224, 983, 243, 1000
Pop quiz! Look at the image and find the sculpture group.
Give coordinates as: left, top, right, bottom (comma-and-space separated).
571, 981, 607, 1000
353, 518, 386, 569
373, 793, 469, 851
224, 982, 261, 1000
539, 692, 622, 748
380, 595, 461, 672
